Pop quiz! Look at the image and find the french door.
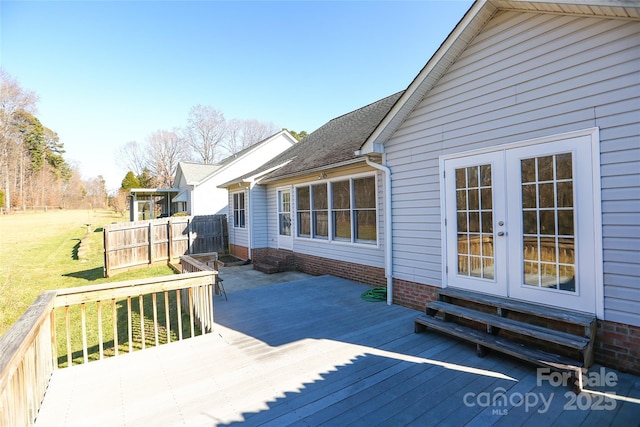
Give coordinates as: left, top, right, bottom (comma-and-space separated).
443, 132, 600, 314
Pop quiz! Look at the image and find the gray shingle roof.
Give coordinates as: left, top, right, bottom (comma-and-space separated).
231, 91, 404, 184
178, 162, 221, 185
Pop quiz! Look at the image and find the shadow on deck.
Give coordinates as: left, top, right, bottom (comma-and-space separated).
36, 276, 640, 426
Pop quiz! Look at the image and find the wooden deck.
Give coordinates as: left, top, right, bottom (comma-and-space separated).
35, 276, 640, 426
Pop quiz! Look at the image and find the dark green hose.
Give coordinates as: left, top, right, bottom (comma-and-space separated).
360, 287, 387, 302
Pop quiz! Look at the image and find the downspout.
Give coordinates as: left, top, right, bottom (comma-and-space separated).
364, 155, 393, 305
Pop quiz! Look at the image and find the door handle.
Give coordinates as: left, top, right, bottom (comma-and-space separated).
497, 231, 505, 236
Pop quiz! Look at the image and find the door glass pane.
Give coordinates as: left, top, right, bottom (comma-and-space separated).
455, 165, 494, 280
520, 153, 576, 292
279, 213, 291, 236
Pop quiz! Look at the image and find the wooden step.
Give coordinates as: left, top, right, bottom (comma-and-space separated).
414, 314, 584, 375
437, 288, 595, 330
426, 301, 590, 351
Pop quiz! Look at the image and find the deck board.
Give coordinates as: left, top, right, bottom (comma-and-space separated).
35, 275, 640, 426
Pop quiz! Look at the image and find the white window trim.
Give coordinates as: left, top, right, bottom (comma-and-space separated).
438, 127, 603, 318
232, 191, 246, 229
293, 172, 380, 246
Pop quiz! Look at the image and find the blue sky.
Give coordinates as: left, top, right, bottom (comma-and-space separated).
1, 0, 473, 191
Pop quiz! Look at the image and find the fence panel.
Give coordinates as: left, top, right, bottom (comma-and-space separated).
104, 215, 227, 277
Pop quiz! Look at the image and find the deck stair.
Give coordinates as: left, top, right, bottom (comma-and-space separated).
414, 288, 596, 391
253, 251, 294, 274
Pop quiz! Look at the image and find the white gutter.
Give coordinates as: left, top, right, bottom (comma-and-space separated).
364, 155, 393, 305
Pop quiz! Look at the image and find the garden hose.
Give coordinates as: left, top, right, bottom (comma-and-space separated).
360, 287, 387, 302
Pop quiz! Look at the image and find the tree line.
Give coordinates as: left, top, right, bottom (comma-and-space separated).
0, 67, 307, 214
117, 105, 307, 190
0, 69, 107, 212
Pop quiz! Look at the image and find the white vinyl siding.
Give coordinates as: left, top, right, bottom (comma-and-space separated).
384, 11, 640, 325
251, 185, 268, 248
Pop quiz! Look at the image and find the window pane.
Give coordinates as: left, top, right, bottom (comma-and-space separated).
281, 191, 290, 211
557, 182, 573, 208
313, 211, 328, 238
457, 190, 467, 210
556, 153, 572, 180
332, 181, 350, 209
558, 210, 574, 236
469, 212, 480, 233
355, 210, 376, 241
279, 213, 291, 236
468, 166, 478, 187
468, 189, 479, 210
481, 188, 492, 210
457, 212, 468, 232
354, 177, 375, 209
523, 211, 538, 234
539, 210, 556, 235
333, 211, 351, 239
298, 212, 310, 236
521, 158, 536, 183
458, 234, 469, 255
297, 187, 309, 210
481, 211, 493, 233
538, 156, 554, 181
483, 257, 494, 280
480, 164, 492, 187
522, 184, 537, 208
312, 184, 327, 209
538, 183, 555, 208
455, 168, 466, 189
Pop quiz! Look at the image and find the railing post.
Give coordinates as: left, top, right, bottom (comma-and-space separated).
167, 219, 173, 262
148, 221, 153, 266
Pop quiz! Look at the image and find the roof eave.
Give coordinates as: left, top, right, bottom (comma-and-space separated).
258, 158, 367, 184
359, 0, 493, 155
358, 0, 640, 155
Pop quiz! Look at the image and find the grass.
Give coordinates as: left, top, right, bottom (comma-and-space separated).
0, 209, 179, 364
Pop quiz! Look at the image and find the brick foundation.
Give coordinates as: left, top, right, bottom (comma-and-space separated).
230, 244, 249, 260
595, 319, 640, 375
251, 248, 385, 287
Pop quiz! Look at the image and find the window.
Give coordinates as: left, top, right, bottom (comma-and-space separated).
312, 184, 328, 239
296, 175, 377, 244
332, 180, 351, 240
296, 186, 310, 236
354, 177, 376, 242
233, 192, 245, 228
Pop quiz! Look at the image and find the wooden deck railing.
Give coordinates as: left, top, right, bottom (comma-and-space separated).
0, 271, 215, 427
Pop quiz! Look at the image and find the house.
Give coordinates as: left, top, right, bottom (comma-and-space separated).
220, 92, 402, 263
129, 130, 297, 221
220, 0, 639, 375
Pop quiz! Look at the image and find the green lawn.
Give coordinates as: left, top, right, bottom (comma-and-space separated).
0, 209, 175, 338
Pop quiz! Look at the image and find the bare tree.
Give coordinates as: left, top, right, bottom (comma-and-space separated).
146, 129, 190, 188
184, 105, 227, 164
222, 118, 279, 158
117, 140, 147, 177
0, 68, 39, 211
